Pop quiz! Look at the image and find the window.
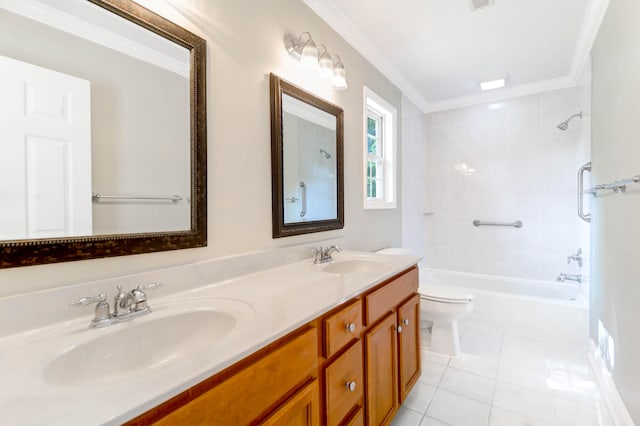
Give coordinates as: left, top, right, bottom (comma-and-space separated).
364, 87, 397, 209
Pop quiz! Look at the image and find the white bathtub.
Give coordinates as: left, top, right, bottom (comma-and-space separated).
420, 268, 589, 343
420, 268, 583, 302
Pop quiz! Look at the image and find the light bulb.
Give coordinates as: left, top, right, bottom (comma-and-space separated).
331, 59, 347, 89
318, 49, 334, 79
300, 39, 318, 68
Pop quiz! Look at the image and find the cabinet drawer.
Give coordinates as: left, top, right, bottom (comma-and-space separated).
152, 327, 318, 425
323, 299, 362, 358
365, 267, 418, 326
325, 340, 364, 426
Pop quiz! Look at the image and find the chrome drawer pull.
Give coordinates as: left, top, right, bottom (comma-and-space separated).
397, 325, 403, 333
403, 318, 410, 326
346, 381, 356, 392
345, 323, 356, 333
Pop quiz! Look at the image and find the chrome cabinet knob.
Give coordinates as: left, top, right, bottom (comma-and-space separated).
346, 323, 356, 333
397, 325, 403, 333
346, 381, 356, 392
403, 318, 410, 326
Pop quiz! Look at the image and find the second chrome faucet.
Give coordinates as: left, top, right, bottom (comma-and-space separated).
313, 245, 341, 264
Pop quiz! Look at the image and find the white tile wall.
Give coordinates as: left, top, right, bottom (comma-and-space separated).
421, 87, 591, 283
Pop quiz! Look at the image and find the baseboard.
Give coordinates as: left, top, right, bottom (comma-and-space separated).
587, 339, 636, 426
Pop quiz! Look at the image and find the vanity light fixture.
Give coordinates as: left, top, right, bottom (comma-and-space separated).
479, 78, 505, 91
283, 32, 348, 89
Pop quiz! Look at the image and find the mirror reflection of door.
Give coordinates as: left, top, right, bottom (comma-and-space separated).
0, 55, 92, 240
282, 94, 337, 224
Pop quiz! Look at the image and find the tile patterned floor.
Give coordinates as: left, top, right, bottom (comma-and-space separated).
391, 322, 614, 426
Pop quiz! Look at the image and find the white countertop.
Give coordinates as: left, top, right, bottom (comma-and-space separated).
0, 251, 419, 425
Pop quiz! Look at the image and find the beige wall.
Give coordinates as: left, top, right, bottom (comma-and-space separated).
591, 0, 640, 422
0, 0, 403, 296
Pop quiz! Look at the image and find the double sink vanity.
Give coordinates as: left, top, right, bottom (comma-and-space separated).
0, 250, 420, 425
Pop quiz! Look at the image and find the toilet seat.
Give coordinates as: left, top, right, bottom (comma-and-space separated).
418, 284, 474, 304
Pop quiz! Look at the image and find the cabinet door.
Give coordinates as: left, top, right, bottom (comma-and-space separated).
365, 312, 398, 426
261, 380, 319, 426
397, 294, 421, 403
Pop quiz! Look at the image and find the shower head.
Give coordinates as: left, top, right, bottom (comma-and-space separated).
557, 111, 583, 131
319, 148, 332, 159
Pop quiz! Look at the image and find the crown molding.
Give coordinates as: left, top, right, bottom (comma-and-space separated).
424, 76, 575, 112
302, 0, 430, 112
568, 0, 609, 85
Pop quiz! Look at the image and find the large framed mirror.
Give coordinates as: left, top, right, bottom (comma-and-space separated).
0, 0, 206, 268
270, 74, 344, 238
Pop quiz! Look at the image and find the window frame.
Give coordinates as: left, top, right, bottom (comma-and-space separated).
363, 87, 397, 209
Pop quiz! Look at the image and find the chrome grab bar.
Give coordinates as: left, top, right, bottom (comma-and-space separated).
299, 181, 307, 218
472, 220, 523, 228
92, 193, 182, 203
577, 162, 592, 223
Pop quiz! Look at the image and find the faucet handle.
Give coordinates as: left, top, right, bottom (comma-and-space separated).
131, 282, 162, 312
70, 293, 111, 328
70, 293, 107, 307
137, 282, 162, 291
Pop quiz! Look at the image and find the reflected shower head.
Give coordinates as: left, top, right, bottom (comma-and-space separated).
557, 111, 583, 131
319, 148, 332, 159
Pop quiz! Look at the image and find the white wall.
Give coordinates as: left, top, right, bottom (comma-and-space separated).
401, 95, 426, 263
0, 0, 406, 296
591, 0, 640, 421
420, 87, 590, 283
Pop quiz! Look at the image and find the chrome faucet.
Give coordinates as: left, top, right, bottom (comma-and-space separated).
556, 273, 582, 283
567, 248, 583, 268
313, 245, 341, 264
71, 282, 162, 328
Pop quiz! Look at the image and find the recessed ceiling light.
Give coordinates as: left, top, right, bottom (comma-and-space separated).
469, 0, 495, 12
480, 78, 505, 91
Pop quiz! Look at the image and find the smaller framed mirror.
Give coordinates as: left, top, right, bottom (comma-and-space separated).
270, 74, 344, 238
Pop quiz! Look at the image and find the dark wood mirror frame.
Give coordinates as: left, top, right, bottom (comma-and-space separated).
270, 74, 344, 238
0, 0, 207, 269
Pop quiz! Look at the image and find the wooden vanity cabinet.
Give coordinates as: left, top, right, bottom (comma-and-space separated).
126, 265, 419, 426
363, 266, 420, 425
320, 266, 420, 426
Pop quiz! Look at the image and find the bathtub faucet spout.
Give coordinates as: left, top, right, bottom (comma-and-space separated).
556, 273, 582, 283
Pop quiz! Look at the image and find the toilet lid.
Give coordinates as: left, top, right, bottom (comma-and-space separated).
418, 284, 474, 304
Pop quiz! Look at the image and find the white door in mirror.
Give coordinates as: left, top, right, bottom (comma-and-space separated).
0, 55, 92, 239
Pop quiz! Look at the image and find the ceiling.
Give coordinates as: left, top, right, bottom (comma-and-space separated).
303, 0, 609, 112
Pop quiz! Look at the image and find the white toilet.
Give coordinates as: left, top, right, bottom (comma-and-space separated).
374, 247, 474, 357
419, 284, 474, 357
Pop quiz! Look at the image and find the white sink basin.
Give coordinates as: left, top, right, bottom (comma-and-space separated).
322, 257, 386, 275
0, 297, 255, 390
43, 309, 236, 386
